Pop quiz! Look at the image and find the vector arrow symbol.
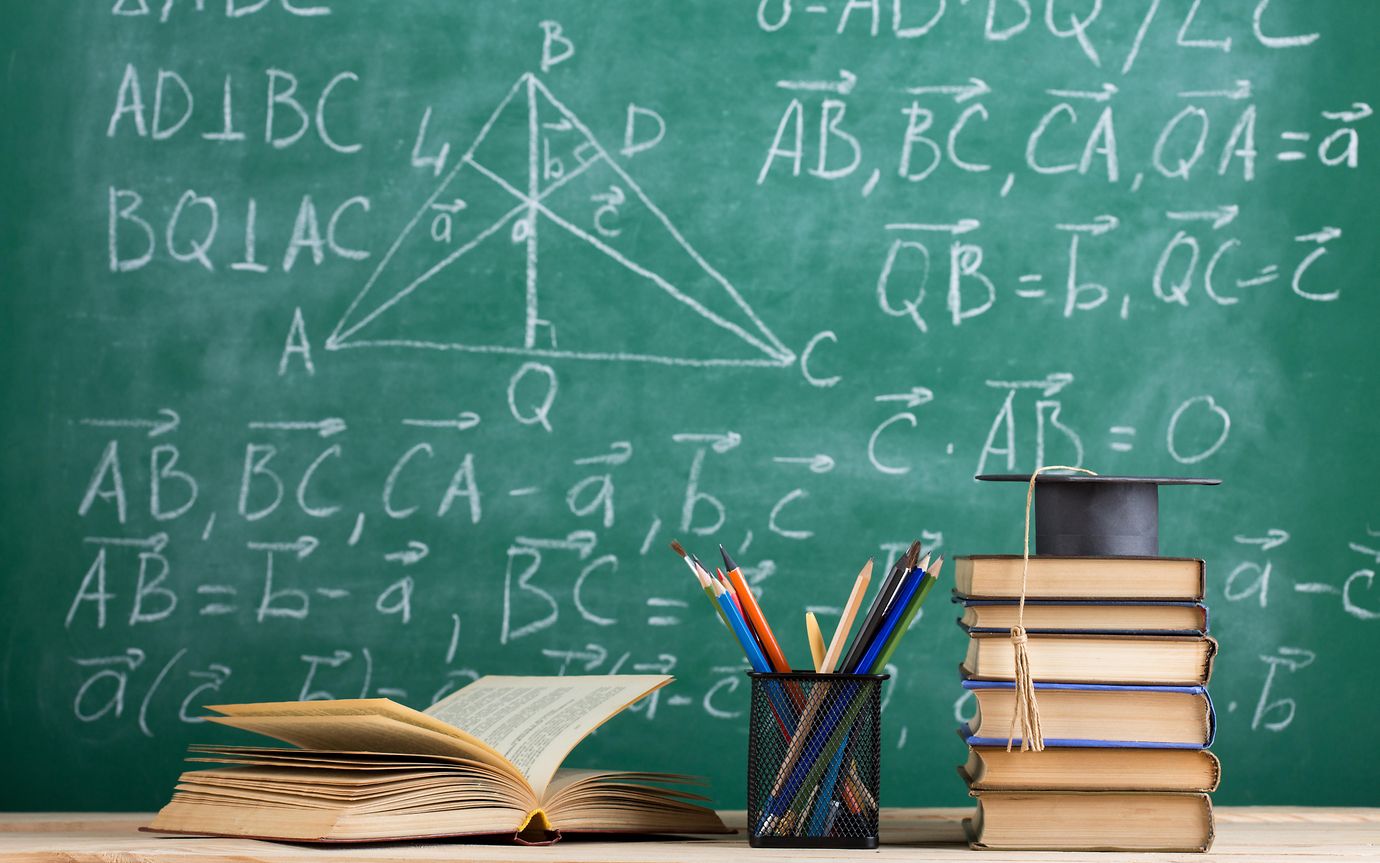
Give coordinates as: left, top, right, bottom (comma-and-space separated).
79, 408, 181, 438
248, 418, 347, 438
984, 372, 1075, 398
1234, 529, 1290, 551
875, 387, 935, 408
772, 454, 836, 473
402, 412, 481, 432
1167, 205, 1239, 230
248, 535, 320, 559
672, 431, 741, 454
904, 77, 990, 103
776, 69, 857, 96
385, 541, 430, 565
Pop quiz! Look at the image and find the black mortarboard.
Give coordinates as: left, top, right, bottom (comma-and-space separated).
976, 474, 1220, 557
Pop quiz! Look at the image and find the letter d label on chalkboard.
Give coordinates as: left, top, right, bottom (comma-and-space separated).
622, 105, 665, 158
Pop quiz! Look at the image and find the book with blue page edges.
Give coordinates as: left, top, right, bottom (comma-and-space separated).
961, 681, 1215, 749
956, 598, 1208, 636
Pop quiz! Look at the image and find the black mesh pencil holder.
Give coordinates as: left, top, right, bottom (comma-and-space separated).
746, 671, 886, 849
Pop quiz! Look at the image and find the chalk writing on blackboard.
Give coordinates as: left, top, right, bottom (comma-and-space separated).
327, 73, 796, 368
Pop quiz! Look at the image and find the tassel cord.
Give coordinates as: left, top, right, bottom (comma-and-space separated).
1006, 465, 1097, 753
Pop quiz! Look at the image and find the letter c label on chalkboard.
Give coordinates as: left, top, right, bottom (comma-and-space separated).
800, 330, 841, 387
869, 412, 917, 475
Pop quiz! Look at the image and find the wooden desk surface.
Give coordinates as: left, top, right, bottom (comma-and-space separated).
1, 808, 1377, 862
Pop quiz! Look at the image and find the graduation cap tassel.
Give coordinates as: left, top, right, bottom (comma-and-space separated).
1007, 464, 1098, 753
1007, 625, 1041, 752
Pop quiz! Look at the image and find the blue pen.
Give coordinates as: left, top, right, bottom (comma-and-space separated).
717, 582, 801, 835
823, 800, 842, 835
852, 569, 928, 674
715, 585, 772, 672
715, 581, 800, 734
808, 728, 850, 834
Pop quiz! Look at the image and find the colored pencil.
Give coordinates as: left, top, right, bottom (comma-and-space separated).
805, 612, 826, 672
820, 558, 872, 673
852, 561, 929, 674
721, 546, 792, 673
716, 567, 745, 618
823, 800, 842, 835
763, 558, 872, 816
839, 543, 917, 672
870, 556, 944, 674
809, 728, 851, 833
670, 540, 730, 629
712, 579, 771, 673
772, 680, 868, 819
710, 577, 802, 742
690, 552, 713, 586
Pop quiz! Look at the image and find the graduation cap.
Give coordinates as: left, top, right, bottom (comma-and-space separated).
976, 474, 1221, 557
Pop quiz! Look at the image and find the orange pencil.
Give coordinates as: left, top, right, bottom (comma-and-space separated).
721, 546, 791, 673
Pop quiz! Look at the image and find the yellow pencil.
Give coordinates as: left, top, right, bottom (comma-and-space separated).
805, 612, 826, 672
820, 559, 872, 673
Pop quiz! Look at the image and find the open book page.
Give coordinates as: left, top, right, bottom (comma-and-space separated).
204, 701, 519, 780
423, 675, 670, 797
541, 769, 729, 834
184, 745, 536, 804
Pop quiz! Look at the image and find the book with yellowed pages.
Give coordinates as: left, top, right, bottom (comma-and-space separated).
961, 681, 1215, 749
954, 555, 1205, 600
960, 747, 1221, 792
145, 675, 730, 844
963, 790, 1214, 851
961, 631, 1217, 685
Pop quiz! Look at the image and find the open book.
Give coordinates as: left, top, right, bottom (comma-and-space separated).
146, 675, 730, 844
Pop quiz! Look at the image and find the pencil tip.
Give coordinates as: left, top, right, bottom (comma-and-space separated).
669, 539, 687, 558
720, 545, 738, 571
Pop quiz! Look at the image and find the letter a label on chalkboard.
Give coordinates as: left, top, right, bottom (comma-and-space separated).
327, 73, 794, 368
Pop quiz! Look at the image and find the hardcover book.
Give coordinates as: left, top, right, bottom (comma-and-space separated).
957, 599, 1208, 636
964, 790, 1214, 852
960, 681, 1216, 749
953, 556, 1205, 601
960, 631, 1217, 686
959, 747, 1220, 792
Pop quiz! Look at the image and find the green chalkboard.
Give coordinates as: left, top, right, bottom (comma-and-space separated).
3, 0, 1378, 813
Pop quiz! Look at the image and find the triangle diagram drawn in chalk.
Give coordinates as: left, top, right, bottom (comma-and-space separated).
326, 73, 795, 367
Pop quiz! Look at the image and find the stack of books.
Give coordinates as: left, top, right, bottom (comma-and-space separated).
954, 555, 1219, 852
